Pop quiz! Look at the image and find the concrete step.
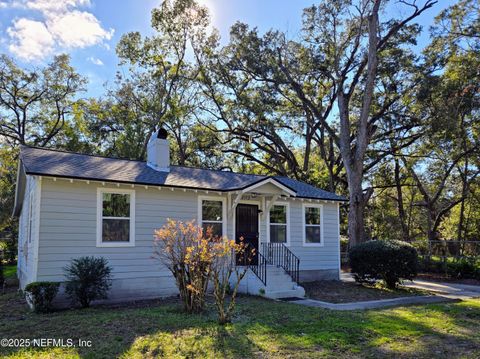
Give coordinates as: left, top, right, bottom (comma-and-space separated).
265, 286, 306, 299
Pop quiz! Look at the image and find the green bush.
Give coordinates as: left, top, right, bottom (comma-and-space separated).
64, 256, 112, 308
349, 240, 418, 289
24, 282, 60, 313
418, 256, 448, 274
0, 255, 4, 289
447, 259, 479, 279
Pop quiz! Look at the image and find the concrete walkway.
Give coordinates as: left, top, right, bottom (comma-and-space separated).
341, 271, 480, 299
285, 272, 480, 311
403, 279, 480, 299
287, 295, 457, 311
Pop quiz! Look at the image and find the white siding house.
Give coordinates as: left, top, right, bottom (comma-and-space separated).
14, 130, 345, 302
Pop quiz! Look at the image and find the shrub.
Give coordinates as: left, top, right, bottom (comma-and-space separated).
447, 259, 479, 279
153, 219, 253, 320
211, 238, 253, 324
349, 240, 418, 289
64, 256, 112, 308
24, 282, 60, 313
153, 219, 215, 313
0, 255, 4, 290
418, 256, 448, 274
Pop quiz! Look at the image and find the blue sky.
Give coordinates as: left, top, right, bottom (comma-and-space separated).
0, 0, 456, 97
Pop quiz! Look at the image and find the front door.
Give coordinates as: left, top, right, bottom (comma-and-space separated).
235, 204, 259, 265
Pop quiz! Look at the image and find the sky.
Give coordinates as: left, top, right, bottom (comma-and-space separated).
0, 0, 457, 97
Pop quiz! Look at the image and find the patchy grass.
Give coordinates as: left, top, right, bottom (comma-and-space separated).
4, 265, 16, 280
303, 280, 429, 303
0, 289, 479, 358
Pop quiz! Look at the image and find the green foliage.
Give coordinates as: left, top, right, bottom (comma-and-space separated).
447, 258, 480, 280
350, 240, 418, 289
0, 254, 4, 289
24, 282, 60, 313
63, 256, 112, 308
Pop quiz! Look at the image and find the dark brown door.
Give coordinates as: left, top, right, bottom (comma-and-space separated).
236, 204, 259, 265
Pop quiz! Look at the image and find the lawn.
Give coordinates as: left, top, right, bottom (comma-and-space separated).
3, 265, 16, 280
0, 290, 479, 358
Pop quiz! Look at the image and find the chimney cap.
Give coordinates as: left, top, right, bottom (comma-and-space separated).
157, 128, 168, 140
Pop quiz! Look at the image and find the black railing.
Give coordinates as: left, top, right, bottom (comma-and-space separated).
261, 243, 300, 284
237, 250, 267, 286
250, 251, 267, 286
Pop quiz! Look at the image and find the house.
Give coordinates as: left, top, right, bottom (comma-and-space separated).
13, 129, 346, 302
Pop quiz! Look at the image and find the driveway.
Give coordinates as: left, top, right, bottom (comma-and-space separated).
340, 272, 480, 299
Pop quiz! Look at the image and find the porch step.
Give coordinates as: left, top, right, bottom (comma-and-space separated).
265, 286, 306, 300
263, 265, 305, 299
234, 264, 305, 299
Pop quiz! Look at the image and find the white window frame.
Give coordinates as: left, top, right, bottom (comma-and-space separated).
96, 188, 135, 247
197, 195, 227, 237
266, 201, 290, 246
302, 203, 324, 247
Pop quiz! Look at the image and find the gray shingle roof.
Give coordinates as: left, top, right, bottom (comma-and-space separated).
20, 146, 346, 201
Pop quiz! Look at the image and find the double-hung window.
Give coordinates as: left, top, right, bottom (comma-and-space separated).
97, 188, 135, 247
303, 204, 323, 246
199, 197, 225, 238
269, 204, 288, 244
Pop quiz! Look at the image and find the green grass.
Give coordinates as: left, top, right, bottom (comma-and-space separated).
3, 265, 16, 280
0, 290, 479, 358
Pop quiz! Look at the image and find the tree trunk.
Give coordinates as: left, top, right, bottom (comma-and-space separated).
347, 172, 368, 247
394, 158, 409, 241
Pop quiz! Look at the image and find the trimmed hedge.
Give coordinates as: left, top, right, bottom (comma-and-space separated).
24, 281, 60, 313
349, 240, 418, 289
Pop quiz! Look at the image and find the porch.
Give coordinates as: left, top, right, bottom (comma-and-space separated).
226, 178, 305, 298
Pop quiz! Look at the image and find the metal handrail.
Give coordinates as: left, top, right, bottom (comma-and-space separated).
261, 243, 300, 284
249, 251, 267, 286
238, 249, 267, 286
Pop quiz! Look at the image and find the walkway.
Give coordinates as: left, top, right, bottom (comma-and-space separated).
285, 272, 480, 311
287, 295, 456, 311
341, 271, 480, 299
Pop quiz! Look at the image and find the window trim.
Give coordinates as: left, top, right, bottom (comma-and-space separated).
266, 201, 290, 246
302, 203, 324, 247
96, 188, 136, 247
197, 195, 227, 238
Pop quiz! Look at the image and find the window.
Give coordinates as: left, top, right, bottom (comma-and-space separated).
97, 188, 135, 247
199, 197, 225, 238
303, 204, 323, 246
268, 204, 288, 244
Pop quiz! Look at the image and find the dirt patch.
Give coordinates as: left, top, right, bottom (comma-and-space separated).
302, 280, 428, 303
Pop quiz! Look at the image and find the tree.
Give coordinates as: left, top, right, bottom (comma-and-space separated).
0, 55, 86, 253
0, 54, 85, 147
306, 0, 436, 246
200, 0, 435, 246
114, 0, 218, 164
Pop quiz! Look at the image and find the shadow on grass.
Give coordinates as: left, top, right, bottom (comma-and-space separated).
0, 291, 479, 358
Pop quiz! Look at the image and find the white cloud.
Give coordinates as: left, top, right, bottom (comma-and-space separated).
7, 18, 54, 60
24, 0, 91, 14
87, 56, 103, 66
47, 10, 113, 48
4, 0, 114, 61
